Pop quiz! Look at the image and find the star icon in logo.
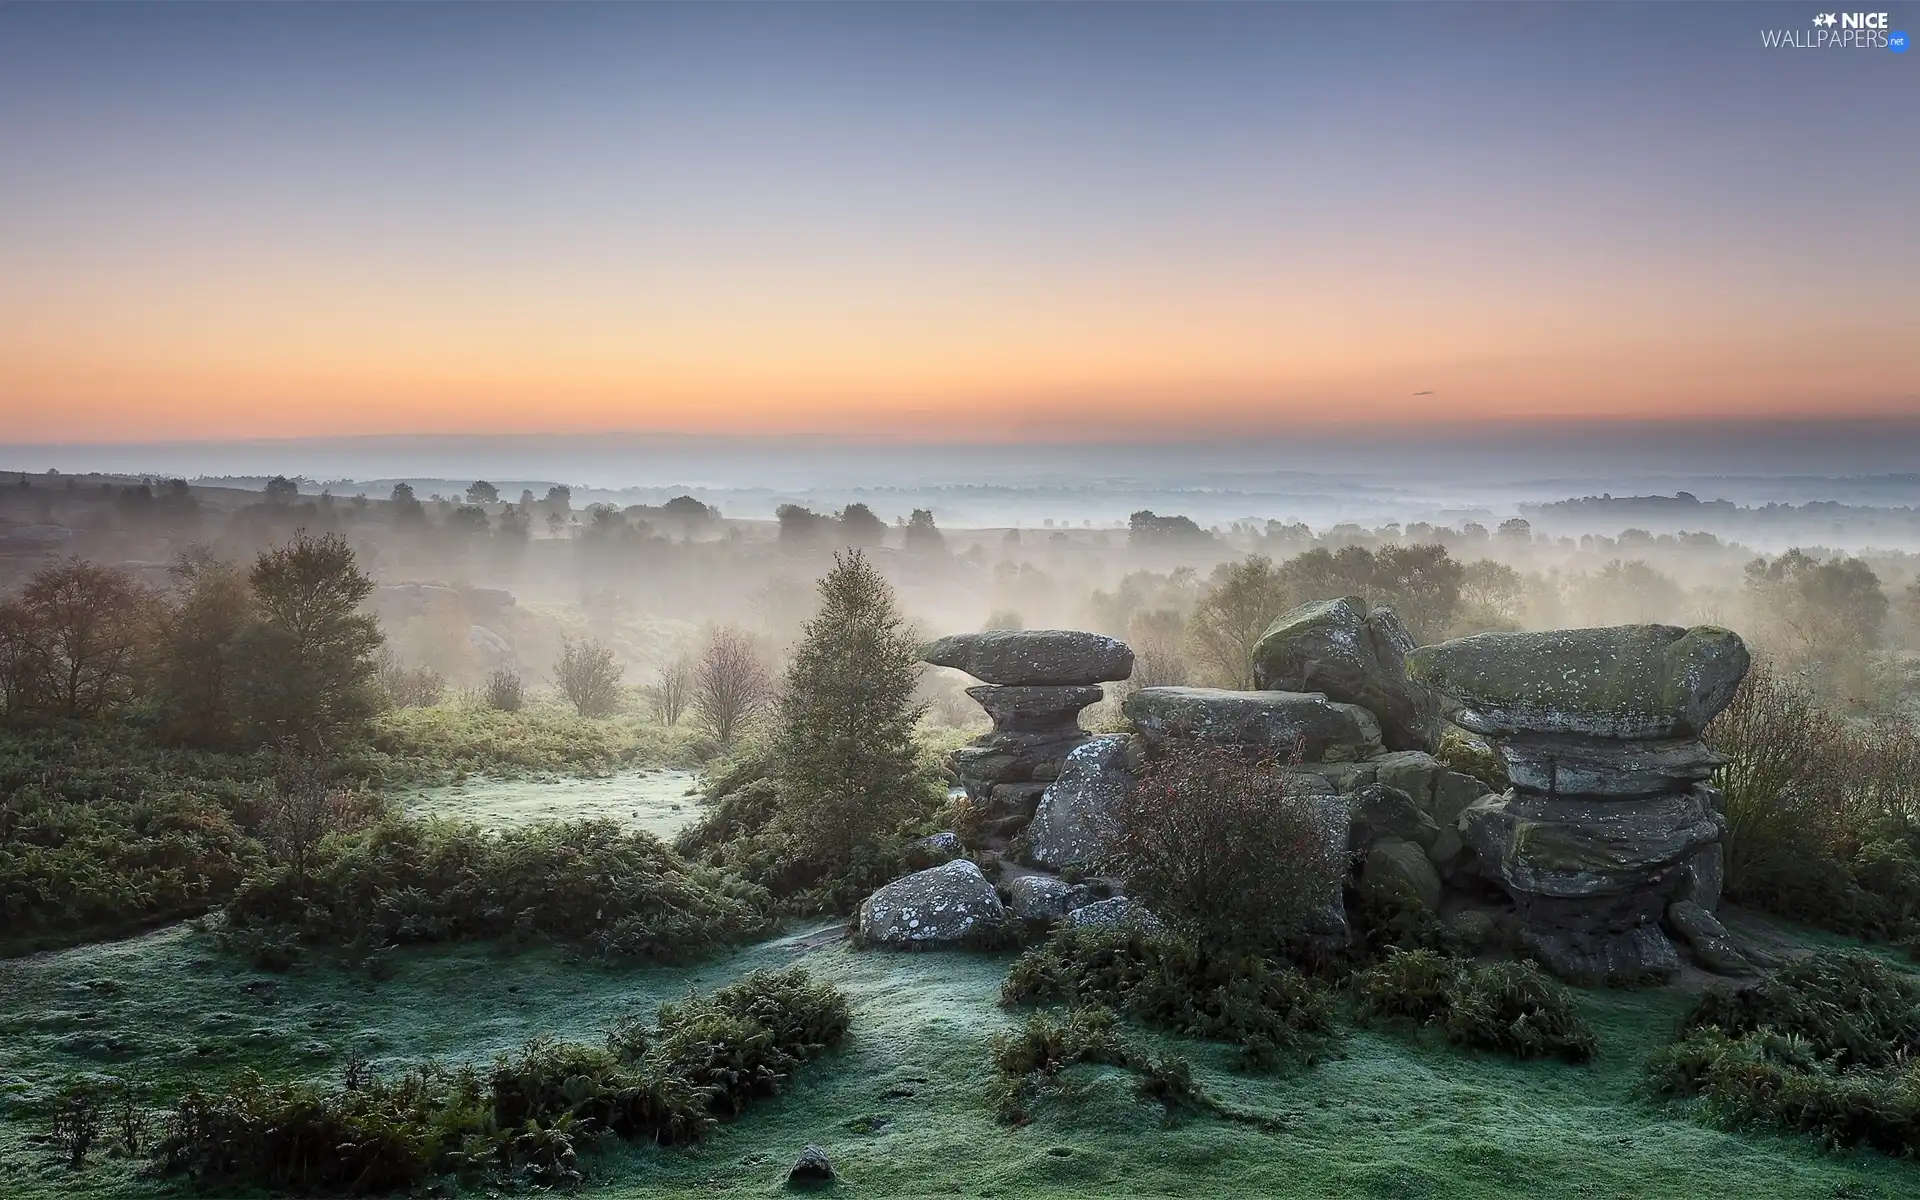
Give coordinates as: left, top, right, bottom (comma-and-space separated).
1813, 12, 1837, 26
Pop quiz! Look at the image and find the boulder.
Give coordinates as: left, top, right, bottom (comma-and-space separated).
1665, 900, 1753, 976
1123, 687, 1384, 761
965, 684, 1104, 732
1065, 896, 1167, 934
922, 630, 1134, 686
1675, 842, 1724, 912
1497, 733, 1725, 796
1025, 735, 1133, 871
1406, 625, 1751, 740
468, 624, 514, 665
950, 731, 1091, 787
913, 831, 965, 863
1250, 597, 1441, 751
1006, 873, 1075, 923
1523, 921, 1681, 986
857, 860, 1010, 948
1447, 908, 1498, 949
787, 1144, 836, 1188
1349, 783, 1441, 852
1362, 838, 1444, 912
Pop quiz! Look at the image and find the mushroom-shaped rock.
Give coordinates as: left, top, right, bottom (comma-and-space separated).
1025, 734, 1133, 871
1123, 687, 1384, 762
1405, 625, 1750, 740
965, 684, 1105, 732
1251, 597, 1441, 752
922, 630, 1134, 686
856, 859, 1009, 948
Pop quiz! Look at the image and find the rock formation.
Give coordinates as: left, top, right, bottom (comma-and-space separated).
1251, 597, 1442, 752
925, 630, 1134, 843
856, 859, 1010, 948
1408, 624, 1751, 984
1122, 686, 1384, 761
1024, 734, 1134, 871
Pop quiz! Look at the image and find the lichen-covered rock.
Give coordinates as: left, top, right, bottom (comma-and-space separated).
1349, 783, 1441, 851
1006, 873, 1075, 923
1524, 921, 1681, 986
1251, 596, 1441, 751
857, 859, 1010, 948
1025, 734, 1133, 871
1497, 733, 1725, 796
1123, 687, 1384, 761
923, 630, 1134, 686
1064, 896, 1166, 934
951, 730, 1092, 786
1665, 900, 1753, 976
1371, 751, 1492, 826
913, 831, 965, 863
1406, 625, 1751, 740
1448, 908, 1498, 949
965, 684, 1105, 732
1362, 838, 1443, 912
1675, 842, 1724, 912
787, 1144, 836, 1188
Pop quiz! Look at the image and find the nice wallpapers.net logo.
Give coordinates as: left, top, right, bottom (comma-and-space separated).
1761, 11, 1907, 49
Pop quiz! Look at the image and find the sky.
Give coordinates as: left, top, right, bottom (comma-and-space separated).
1, 1, 1914, 445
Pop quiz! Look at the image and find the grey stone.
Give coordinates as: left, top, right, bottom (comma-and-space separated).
1362, 838, 1444, 912
915, 831, 964, 862
966, 684, 1105, 732
1427, 825, 1464, 872
787, 1144, 835, 1187
1448, 909, 1498, 948
1367, 751, 1491, 826
857, 859, 1010, 948
1675, 843, 1724, 912
1250, 596, 1442, 752
1407, 625, 1751, 740
923, 630, 1135, 686
1665, 900, 1753, 976
1025, 734, 1133, 871
951, 731, 1091, 787
1065, 896, 1167, 934
1123, 687, 1384, 762
1522, 921, 1681, 986
1349, 783, 1441, 851
1007, 874, 1075, 923
1497, 732, 1725, 797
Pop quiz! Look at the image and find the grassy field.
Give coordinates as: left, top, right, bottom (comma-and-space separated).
398, 766, 704, 838
2, 914, 1913, 1199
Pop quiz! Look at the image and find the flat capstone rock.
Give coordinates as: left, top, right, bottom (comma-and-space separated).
1122, 686, 1384, 761
922, 630, 1135, 686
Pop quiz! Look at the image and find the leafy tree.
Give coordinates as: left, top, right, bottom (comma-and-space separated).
1128, 510, 1210, 548
1497, 517, 1532, 541
14, 558, 149, 717
264, 475, 300, 505
663, 495, 717, 523
837, 503, 886, 547
236, 531, 383, 746
465, 480, 499, 505
776, 503, 831, 546
1575, 559, 1684, 625
447, 504, 490, 542
772, 551, 936, 865
903, 509, 946, 555
1743, 549, 1887, 702
1186, 556, 1289, 688
155, 548, 255, 745
1456, 559, 1526, 632
1275, 544, 1462, 644
389, 482, 425, 524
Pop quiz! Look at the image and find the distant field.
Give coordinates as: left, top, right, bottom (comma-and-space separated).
399, 767, 704, 840
1, 917, 1912, 1199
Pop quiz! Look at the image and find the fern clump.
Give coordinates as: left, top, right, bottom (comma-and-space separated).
1646, 951, 1920, 1157
1354, 950, 1597, 1063
1001, 926, 1335, 1069
151, 967, 847, 1192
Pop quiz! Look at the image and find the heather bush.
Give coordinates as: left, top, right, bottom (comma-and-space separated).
481, 667, 523, 712
553, 636, 624, 717
1107, 744, 1347, 955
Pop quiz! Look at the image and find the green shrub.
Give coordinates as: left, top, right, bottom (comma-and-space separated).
986, 1006, 1132, 1123
1676, 951, 1920, 1069
0, 732, 267, 954
154, 967, 849, 1193
222, 816, 776, 960
1354, 950, 1597, 1063
1001, 926, 1336, 1069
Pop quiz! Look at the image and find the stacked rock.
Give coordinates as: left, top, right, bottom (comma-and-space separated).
1407, 624, 1751, 985
1251, 596, 1442, 752
922, 630, 1134, 844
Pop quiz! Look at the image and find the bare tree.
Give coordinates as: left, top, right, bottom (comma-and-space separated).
650, 655, 693, 726
693, 626, 772, 748
553, 636, 624, 716
262, 751, 353, 890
